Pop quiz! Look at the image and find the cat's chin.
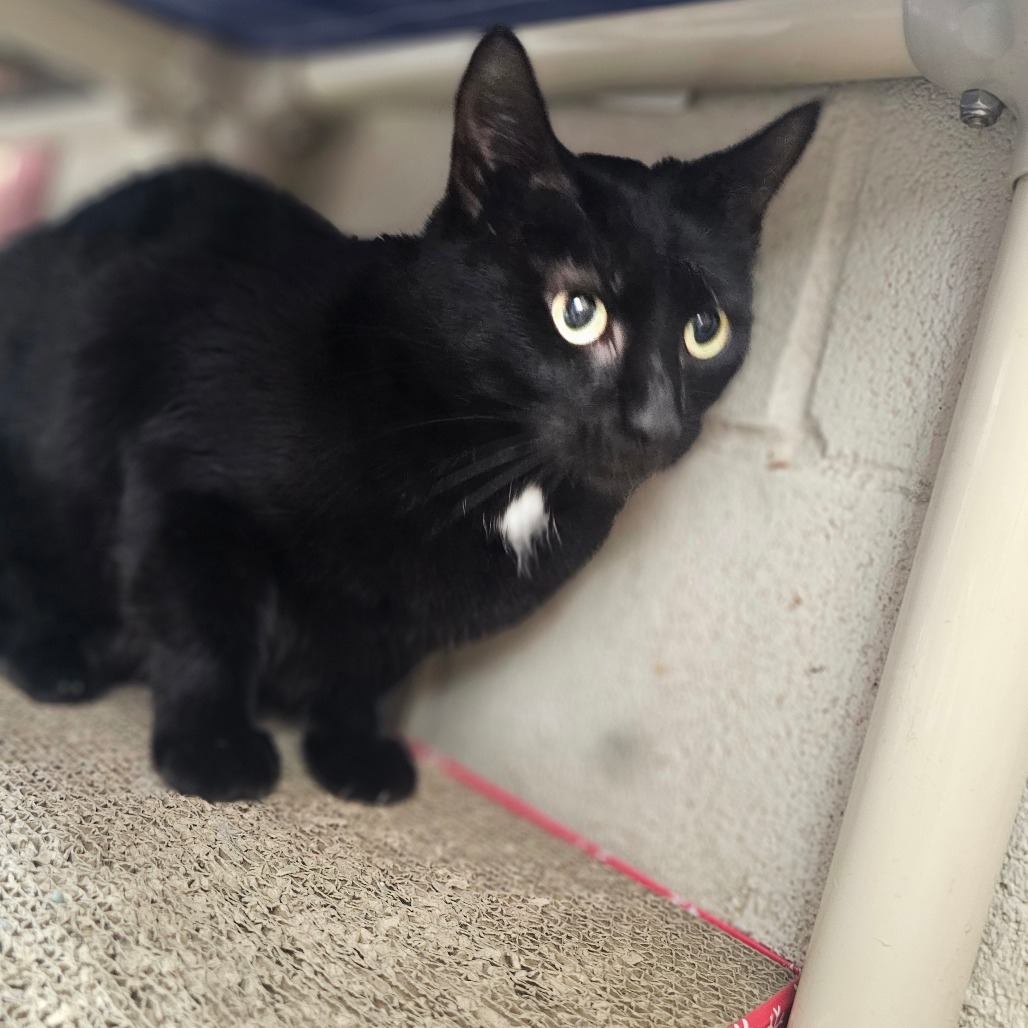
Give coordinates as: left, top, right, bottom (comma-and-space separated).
580, 452, 686, 498
578, 470, 646, 500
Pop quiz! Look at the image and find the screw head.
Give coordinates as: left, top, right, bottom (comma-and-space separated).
960, 89, 1004, 127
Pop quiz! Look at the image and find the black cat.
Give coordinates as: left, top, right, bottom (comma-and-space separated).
0, 28, 817, 802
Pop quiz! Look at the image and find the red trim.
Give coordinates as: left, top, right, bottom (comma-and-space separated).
730, 981, 796, 1028
411, 740, 802, 993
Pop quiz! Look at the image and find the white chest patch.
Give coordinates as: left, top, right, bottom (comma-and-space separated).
497, 483, 550, 575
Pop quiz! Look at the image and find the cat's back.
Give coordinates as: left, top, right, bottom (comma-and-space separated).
0, 162, 353, 411
0, 163, 360, 462
0, 161, 348, 332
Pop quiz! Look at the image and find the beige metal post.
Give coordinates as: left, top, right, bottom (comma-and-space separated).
791, 174, 1028, 1026
792, 4, 1028, 1023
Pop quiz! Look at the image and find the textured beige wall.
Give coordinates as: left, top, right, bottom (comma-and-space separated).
301, 81, 1024, 1025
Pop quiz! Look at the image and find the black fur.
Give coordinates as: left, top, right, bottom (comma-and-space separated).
0, 28, 818, 801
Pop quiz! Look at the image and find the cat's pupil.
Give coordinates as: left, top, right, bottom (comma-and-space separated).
691, 309, 719, 343
564, 295, 596, 330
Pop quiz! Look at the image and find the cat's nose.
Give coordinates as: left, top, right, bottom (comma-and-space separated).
622, 392, 682, 449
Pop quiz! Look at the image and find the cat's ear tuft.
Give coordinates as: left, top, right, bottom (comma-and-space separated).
678, 101, 821, 234
447, 27, 572, 219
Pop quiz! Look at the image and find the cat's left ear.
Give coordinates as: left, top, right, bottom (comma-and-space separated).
672, 101, 821, 234
447, 27, 573, 220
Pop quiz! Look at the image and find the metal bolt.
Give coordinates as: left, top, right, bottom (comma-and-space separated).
960, 88, 1005, 127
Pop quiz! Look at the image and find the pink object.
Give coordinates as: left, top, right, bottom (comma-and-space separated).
412, 740, 800, 1027
0, 145, 52, 244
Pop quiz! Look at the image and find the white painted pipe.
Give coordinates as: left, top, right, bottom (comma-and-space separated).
300, 0, 915, 108
790, 177, 1028, 1026
4, 0, 916, 113
5, 0, 916, 155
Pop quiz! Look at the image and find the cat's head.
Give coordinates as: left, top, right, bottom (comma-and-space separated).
421, 27, 818, 498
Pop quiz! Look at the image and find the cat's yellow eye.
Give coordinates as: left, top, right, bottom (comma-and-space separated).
551, 291, 608, 346
684, 308, 730, 360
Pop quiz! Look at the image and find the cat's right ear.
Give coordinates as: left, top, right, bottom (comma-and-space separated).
446, 27, 573, 221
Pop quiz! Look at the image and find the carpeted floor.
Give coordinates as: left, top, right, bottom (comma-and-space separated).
0, 678, 792, 1027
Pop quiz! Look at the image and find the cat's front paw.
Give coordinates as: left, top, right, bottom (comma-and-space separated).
153, 724, 280, 801
7, 637, 107, 704
303, 731, 416, 803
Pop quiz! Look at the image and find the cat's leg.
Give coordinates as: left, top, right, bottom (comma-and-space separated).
303, 663, 417, 803
6, 630, 102, 702
125, 490, 280, 801
0, 566, 113, 703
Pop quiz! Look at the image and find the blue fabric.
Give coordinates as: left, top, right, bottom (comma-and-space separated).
117, 0, 711, 53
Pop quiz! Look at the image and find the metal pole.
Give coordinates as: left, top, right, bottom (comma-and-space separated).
791, 176, 1028, 1026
